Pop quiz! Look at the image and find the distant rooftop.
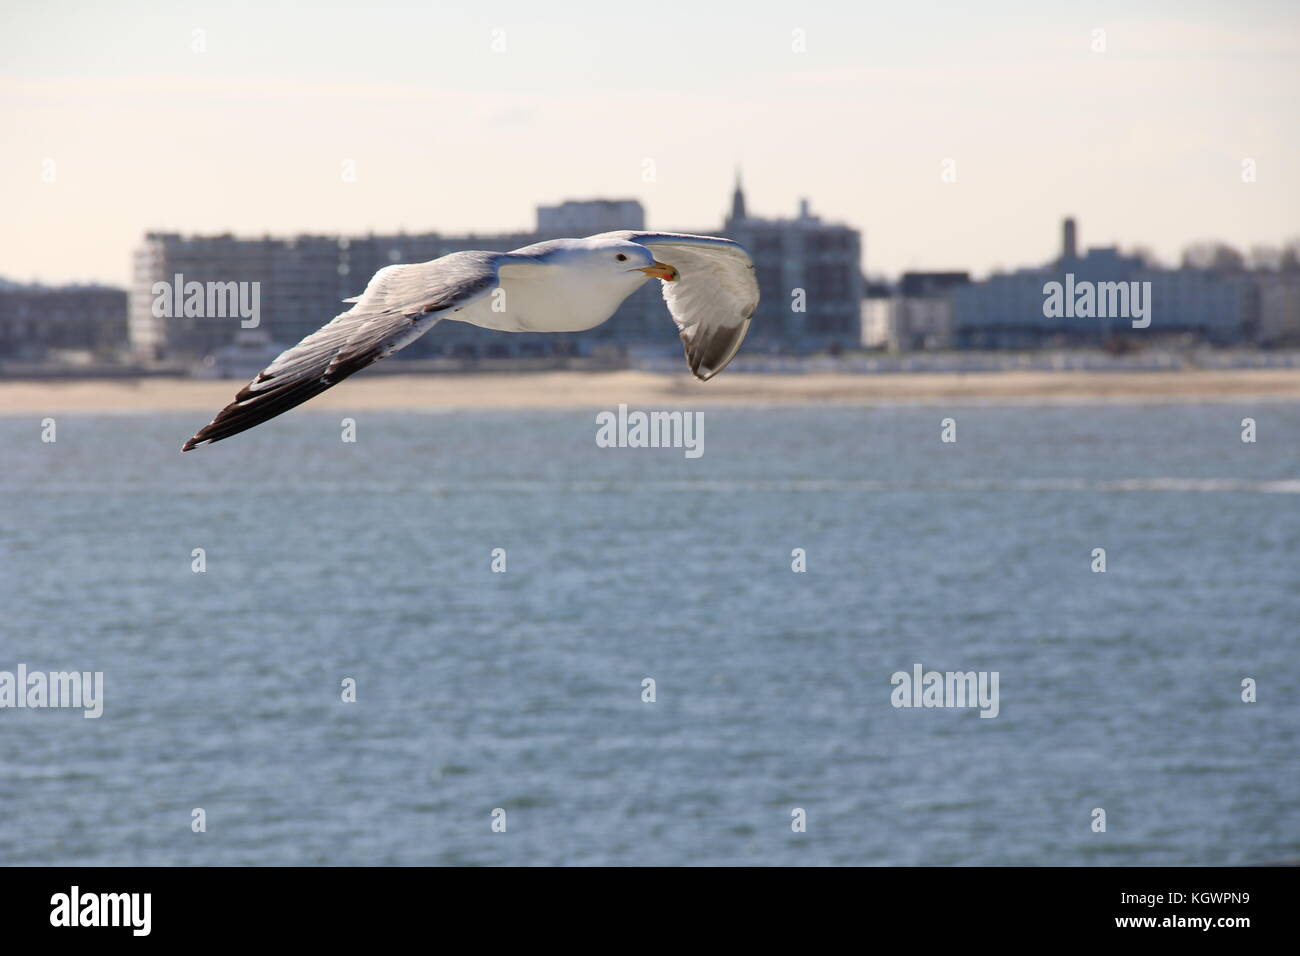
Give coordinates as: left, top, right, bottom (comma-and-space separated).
0, 277, 125, 292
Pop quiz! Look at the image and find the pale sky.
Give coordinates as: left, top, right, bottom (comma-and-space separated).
2, 0, 1297, 286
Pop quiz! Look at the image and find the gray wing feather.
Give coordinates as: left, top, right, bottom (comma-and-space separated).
181, 251, 500, 450
595, 231, 759, 380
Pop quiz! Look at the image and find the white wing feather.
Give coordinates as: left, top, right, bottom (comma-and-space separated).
594, 231, 759, 380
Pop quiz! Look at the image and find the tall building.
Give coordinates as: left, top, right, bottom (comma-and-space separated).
722, 175, 864, 350
130, 234, 278, 361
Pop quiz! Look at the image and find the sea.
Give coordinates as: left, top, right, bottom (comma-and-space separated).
0, 400, 1297, 865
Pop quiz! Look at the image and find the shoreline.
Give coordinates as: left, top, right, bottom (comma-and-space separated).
1, 368, 1298, 414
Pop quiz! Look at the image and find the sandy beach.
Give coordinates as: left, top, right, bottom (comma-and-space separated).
0, 368, 1298, 414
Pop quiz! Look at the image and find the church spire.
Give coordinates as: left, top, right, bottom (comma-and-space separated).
729, 168, 747, 225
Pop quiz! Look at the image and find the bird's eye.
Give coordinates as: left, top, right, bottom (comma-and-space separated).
616, 254, 627, 261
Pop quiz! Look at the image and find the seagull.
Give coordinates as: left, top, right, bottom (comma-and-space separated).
181, 231, 758, 451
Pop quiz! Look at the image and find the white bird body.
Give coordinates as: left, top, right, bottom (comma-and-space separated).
182, 231, 759, 450
445, 240, 655, 334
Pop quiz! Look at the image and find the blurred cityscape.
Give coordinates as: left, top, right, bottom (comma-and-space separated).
2, 177, 1299, 378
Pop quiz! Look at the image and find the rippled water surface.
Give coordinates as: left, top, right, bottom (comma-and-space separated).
1, 401, 1297, 865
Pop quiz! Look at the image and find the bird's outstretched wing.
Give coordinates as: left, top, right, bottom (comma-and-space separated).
181, 251, 501, 451
596, 231, 759, 380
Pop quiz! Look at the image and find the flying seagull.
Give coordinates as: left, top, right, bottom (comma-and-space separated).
181, 231, 758, 451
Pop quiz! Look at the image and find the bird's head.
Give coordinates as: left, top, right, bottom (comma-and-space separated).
586, 239, 678, 283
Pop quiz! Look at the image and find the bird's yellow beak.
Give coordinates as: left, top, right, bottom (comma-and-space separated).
636, 261, 679, 281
